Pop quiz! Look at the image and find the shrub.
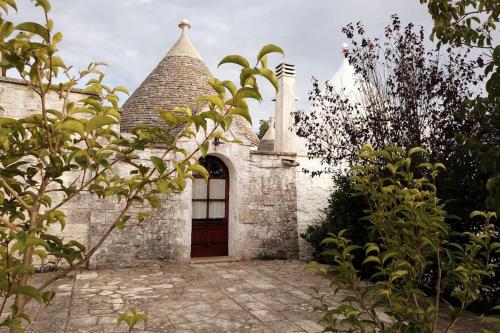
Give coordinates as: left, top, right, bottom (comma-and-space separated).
436, 146, 499, 313
302, 145, 499, 313
294, 16, 482, 176
308, 145, 499, 333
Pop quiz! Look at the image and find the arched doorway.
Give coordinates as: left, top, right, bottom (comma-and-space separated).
191, 156, 229, 257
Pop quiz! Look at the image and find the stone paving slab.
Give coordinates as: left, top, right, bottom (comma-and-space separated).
3, 260, 496, 333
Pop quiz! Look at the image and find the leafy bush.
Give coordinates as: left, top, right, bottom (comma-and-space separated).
294, 16, 482, 176
303, 144, 499, 313
435, 146, 499, 313
308, 145, 499, 333
419, 0, 500, 216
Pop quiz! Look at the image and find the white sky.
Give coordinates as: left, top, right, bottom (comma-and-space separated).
9, 0, 433, 130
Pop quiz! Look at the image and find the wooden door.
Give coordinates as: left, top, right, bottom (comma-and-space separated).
191, 156, 229, 257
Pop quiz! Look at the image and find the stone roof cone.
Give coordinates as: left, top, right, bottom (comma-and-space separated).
120, 19, 259, 145
120, 19, 213, 132
166, 19, 203, 60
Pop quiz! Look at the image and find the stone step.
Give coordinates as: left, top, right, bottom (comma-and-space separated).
190, 256, 239, 264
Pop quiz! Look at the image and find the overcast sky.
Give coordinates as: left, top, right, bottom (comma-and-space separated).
11, 0, 433, 130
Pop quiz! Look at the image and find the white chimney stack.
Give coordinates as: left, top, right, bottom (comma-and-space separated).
274, 63, 296, 153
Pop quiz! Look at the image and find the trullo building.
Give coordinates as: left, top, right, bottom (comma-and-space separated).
0, 20, 333, 268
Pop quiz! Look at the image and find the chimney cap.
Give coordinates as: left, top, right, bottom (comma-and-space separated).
276, 63, 296, 78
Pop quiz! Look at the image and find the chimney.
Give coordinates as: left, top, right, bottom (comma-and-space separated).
274, 63, 296, 153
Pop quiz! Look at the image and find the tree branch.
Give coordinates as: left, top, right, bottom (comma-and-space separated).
0, 178, 32, 211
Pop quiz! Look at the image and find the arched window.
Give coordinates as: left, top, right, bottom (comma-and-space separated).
192, 156, 228, 220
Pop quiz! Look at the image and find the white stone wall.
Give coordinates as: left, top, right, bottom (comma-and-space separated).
0, 79, 302, 267
0, 78, 89, 118
295, 156, 333, 260
89, 142, 300, 266
239, 151, 298, 259
0, 78, 95, 253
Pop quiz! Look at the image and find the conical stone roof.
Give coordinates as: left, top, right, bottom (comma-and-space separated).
120, 20, 213, 132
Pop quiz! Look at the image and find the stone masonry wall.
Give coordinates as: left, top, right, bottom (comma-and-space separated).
0, 78, 94, 252
88, 190, 191, 269
237, 152, 298, 259
295, 156, 333, 260
0, 78, 302, 268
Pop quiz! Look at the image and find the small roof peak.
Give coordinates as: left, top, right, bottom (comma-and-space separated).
166, 19, 203, 61
178, 19, 191, 31
341, 42, 349, 58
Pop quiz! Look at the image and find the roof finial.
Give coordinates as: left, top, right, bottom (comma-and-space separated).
341, 42, 349, 58
178, 19, 191, 31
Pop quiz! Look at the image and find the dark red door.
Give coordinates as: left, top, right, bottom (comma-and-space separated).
191, 156, 229, 257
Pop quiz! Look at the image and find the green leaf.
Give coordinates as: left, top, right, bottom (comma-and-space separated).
174, 177, 186, 191
260, 55, 268, 68
390, 270, 408, 281
151, 156, 166, 174
158, 178, 169, 193
258, 68, 278, 92
207, 78, 225, 95
42, 291, 55, 303
86, 115, 117, 132
240, 68, 259, 86
117, 308, 148, 329
229, 107, 251, 125
60, 119, 85, 136
382, 250, 399, 264
138, 212, 149, 222
113, 86, 129, 95
221, 81, 237, 97
386, 163, 398, 175
52, 31, 62, 43
470, 211, 487, 219
16, 286, 43, 303
26, 237, 49, 249
493, 45, 500, 66
342, 244, 361, 256
0, 21, 14, 39
237, 87, 262, 102
257, 44, 284, 62
147, 196, 160, 208
217, 55, 250, 68
188, 164, 209, 179
15, 22, 49, 42
199, 142, 209, 157
197, 95, 224, 111
1, 0, 17, 12
81, 98, 102, 111
51, 56, 66, 68
408, 147, 427, 156
362, 256, 381, 265
68, 240, 86, 252
373, 150, 391, 160
35, 0, 51, 12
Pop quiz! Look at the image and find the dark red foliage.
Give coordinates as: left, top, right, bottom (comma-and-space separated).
294, 15, 483, 175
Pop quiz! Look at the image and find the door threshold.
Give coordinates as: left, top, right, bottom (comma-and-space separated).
190, 256, 238, 264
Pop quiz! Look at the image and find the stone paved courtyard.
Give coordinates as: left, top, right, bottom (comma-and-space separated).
22, 260, 327, 333
11, 260, 496, 333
